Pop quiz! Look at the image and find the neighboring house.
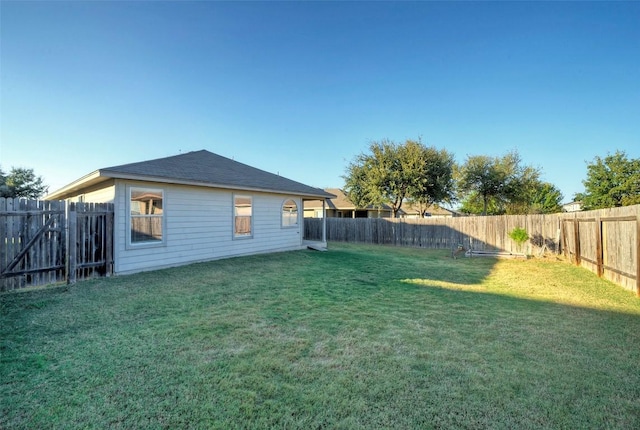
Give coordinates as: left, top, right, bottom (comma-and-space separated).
46, 150, 334, 275
303, 188, 394, 218
398, 202, 458, 218
562, 201, 582, 212
303, 188, 458, 219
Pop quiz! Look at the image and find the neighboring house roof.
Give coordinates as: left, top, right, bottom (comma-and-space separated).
47, 150, 335, 200
304, 189, 456, 215
305, 188, 394, 211
562, 201, 583, 212
400, 202, 456, 217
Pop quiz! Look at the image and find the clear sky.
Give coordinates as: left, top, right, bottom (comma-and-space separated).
2, 1, 639, 204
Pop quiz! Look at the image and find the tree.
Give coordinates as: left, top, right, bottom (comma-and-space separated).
406, 145, 456, 217
457, 151, 542, 215
458, 191, 505, 215
527, 182, 563, 214
0, 166, 48, 199
457, 154, 508, 216
344, 139, 401, 215
505, 181, 563, 214
575, 151, 640, 210
343, 139, 456, 217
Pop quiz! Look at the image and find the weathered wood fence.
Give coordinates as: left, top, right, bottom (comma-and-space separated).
561, 205, 639, 294
305, 204, 640, 295
305, 215, 562, 253
0, 198, 114, 292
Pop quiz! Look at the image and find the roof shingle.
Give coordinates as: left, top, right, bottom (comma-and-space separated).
48, 150, 334, 199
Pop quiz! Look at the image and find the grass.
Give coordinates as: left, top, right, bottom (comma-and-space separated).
1, 242, 639, 429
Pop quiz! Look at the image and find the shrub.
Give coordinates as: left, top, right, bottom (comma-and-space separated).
509, 227, 529, 252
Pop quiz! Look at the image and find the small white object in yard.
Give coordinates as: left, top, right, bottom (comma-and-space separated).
307, 244, 327, 252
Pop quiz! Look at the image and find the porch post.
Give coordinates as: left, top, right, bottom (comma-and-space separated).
322, 199, 327, 243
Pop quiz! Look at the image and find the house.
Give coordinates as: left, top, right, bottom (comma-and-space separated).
562, 201, 582, 212
46, 150, 334, 275
303, 188, 394, 218
303, 188, 458, 218
398, 202, 458, 218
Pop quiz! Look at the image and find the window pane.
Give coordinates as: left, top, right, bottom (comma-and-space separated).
131, 216, 163, 242
234, 195, 252, 236
131, 190, 163, 215
282, 199, 298, 227
130, 188, 163, 243
235, 216, 251, 235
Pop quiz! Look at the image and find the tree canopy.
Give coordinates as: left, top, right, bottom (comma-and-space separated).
456, 151, 546, 215
343, 139, 455, 217
526, 182, 564, 214
575, 151, 640, 210
406, 145, 457, 217
0, 166, 49, 199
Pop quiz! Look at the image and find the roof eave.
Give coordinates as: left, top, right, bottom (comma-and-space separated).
48, 170, 335, 200
45, 170, 106, 200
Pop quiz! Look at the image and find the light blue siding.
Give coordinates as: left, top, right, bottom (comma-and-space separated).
112, 181, 303, 274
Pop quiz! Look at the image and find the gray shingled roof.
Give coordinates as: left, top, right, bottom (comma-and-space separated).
100, 150, 334, 198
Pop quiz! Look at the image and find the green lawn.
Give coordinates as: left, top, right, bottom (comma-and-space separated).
2, 243, 639, 429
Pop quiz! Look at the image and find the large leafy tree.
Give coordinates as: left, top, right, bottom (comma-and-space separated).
527, 182, 564, 214
458, 191, 503, 215
506, 181, 563, 214
406, 145, 456, 217
0, 166, 48, 199
575, 151, 640, 210
344, 139, 400, 214
343, 139, 456, 217
457, 151, 542, 215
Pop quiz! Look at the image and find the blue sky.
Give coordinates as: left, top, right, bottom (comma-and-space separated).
2, 1, 639, 205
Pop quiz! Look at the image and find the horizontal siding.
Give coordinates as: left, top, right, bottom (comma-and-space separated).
67, 184, 116, 203
113, 181, 303, 274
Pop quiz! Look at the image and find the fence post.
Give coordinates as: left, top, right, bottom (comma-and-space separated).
573, 219, 581, 266
322, 200, 327, 243
636, 216, 640, 297
560, 219, 567, 259
596, 216, 603, 277
105, 209, 114, 276
67, 203, 77, 284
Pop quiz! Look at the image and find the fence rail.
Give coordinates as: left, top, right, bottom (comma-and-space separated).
0, 198, 114, 292
305, 205, 640, 295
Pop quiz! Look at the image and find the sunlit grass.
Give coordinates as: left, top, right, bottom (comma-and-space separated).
2, 242, 639, 429
404, 254, 640, 313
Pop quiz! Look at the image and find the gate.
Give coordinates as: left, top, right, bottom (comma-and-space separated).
0, 198, 114, 292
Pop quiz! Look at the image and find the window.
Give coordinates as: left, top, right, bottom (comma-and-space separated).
282, 199, 298, 227
129, 187, 164, 244
234, 195, 252, 237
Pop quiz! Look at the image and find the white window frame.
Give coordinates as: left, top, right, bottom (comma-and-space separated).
233, 194, 253, 239
127, 186, 166, 248
281, 198, 299, 228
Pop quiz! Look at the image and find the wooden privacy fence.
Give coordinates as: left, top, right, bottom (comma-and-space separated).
561, 205, 639, 294
305, 204, 640, 295
0, 198, 114, 292
305, 215, 562, 254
